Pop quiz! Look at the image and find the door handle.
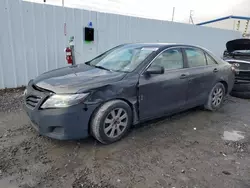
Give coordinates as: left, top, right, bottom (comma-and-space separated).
180, 73, 189, 79
213, 68, 218, 73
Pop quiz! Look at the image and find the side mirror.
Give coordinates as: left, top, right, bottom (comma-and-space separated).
145, 66, 164, 75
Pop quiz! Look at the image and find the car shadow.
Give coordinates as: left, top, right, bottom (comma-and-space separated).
47, 96, 238, 149
70, 106, 204, 147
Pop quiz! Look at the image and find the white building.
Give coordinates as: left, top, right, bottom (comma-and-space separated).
197, 15, 250, 38
0, 0, 241, 88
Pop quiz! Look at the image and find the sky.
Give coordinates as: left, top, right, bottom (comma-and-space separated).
25, 0, 250, 23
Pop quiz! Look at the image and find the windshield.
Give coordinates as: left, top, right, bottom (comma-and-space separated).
224, 50, 250, 57
233, 50, 250, 54
87, 46, 158, 72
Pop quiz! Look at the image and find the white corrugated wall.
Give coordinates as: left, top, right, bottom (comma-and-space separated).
0, 0, 241, 89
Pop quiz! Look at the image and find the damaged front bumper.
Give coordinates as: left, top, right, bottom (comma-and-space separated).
24, 103, 98, 140
235, 70, 250, 83
224, 59, 250, 83
23, 84, 99, 140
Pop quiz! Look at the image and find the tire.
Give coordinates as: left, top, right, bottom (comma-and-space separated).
204, 82, 226, 111
230, 90, 250, 99
232, 82, 250, 92
90, 100, 132, 144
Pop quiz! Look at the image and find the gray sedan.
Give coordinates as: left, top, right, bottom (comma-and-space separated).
24, 43, 235, 144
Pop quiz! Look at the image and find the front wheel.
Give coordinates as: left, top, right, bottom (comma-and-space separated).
90, 100, 132, 144
204, 83, 226, 111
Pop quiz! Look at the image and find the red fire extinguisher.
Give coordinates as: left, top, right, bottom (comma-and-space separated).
65, 47, 73, 64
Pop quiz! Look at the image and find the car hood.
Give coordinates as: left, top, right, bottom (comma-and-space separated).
226, 39, 250, 53
33, 64, 127, 93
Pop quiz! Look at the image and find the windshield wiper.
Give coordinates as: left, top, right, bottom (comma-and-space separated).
86, 63, 127, 72
92, 65, 112, 72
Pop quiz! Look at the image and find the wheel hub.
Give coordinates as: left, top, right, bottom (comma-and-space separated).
104, 108, 128, 138
212, 87, 223, 107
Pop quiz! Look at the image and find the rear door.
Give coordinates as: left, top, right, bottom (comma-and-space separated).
204, 51, 221, 86
184, 48, 219, 106
138, 48, 189, 120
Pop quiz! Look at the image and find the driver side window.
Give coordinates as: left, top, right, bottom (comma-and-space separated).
150, 48, 184, 70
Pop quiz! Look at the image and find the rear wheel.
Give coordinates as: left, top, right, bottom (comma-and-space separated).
90, 100, 132, 144
205, 83, 225, 111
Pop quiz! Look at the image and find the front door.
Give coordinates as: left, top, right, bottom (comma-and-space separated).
138, 48, 189, 120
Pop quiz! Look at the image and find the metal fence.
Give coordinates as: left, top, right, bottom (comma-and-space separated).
0, 0, 241, 89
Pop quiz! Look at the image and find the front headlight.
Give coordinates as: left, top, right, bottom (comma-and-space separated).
41, 93, 89, 109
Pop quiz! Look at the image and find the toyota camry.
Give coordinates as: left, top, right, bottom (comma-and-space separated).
24, 43, 235, 144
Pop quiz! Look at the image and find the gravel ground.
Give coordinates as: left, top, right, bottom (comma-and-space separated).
0, 88, 25, 113
0, 89, 250, 188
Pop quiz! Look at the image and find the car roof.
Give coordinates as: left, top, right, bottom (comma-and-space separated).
122, 43, 203, 49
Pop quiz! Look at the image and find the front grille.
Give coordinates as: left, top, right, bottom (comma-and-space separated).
233, 56, 250, 62
237, 63, 250, 70
236, 71, 250, 81
25, 95, 42, 109
226, 60, 250, 70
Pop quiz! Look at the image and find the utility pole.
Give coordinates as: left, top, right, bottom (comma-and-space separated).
43, 0, 64, 6
243, 20, 249, 37
189, 10, 194, 24
171, 7, 175, 22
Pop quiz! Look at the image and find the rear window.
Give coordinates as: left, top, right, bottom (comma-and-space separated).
232, 50, 250, 55
205, 53, 217, 65
185, 48, 206, 67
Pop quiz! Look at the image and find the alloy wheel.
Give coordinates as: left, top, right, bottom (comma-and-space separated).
212, 86, 223, 107
104, 108, 128, 138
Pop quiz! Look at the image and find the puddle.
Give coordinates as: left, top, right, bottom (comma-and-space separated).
222, 131, 245, 141
0, 176, 19, 188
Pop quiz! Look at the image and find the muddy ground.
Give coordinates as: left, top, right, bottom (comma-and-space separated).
0, 89, 250, 188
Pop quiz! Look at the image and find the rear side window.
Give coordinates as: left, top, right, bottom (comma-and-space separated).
185, 48, 206, 67
205, 53, 217, 65
150, 48, 183, 70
